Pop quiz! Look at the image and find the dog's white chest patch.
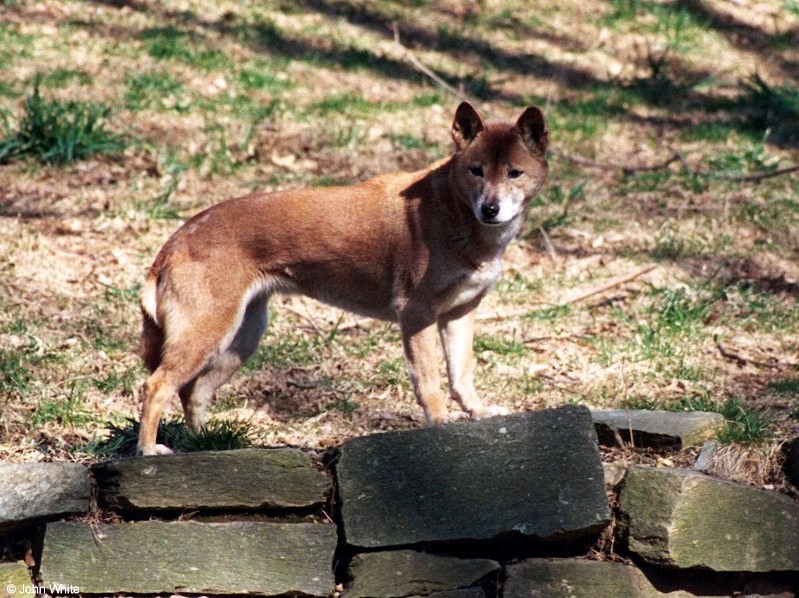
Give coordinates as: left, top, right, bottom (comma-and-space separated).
442, 260, 501, 312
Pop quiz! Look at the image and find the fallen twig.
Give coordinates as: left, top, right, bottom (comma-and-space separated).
391, 24, 471, 103
539, 226, 559, 263
555, 148, 799, 184
714, 335, 783, 369
562, 265, 656, 305
703, 164, 799, 183
555, 149, 682, 175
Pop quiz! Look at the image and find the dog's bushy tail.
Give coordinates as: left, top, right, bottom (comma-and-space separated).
139, 276, 163, 373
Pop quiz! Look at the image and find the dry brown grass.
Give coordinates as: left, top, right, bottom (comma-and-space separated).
0, 1, 797, 488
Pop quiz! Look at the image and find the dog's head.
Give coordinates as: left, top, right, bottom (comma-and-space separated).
450, 102, 549, 227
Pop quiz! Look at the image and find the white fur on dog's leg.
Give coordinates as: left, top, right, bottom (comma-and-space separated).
137, 443, 174, 456
470, 404, 509, 419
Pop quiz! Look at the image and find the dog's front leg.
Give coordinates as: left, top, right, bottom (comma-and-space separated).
439, 301, 509, 419
399, 312, 449, 424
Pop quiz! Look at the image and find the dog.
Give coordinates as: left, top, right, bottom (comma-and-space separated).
136, 102, 549, 455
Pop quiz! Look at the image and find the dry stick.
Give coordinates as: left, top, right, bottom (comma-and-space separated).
555, 149, 682, 175
556, 148, 799, 183
706, 164, 799, 183
479, 266, 656, 323
562, 265, 656, 305
391, 24, 472, 103
714, 335, 783, 370
389, 32, 797, 185
539, 226, 559, 263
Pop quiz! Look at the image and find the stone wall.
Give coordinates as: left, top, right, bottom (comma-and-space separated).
1, 405, 797, 597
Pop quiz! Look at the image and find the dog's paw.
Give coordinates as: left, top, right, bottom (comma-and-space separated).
469, 404, 510, 419
137, 443, 174, 456
426, 410, 469, 425
445, 410, 471, 422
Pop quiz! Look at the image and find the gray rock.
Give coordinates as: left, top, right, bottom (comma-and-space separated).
93, 448, 331, 512
345, 550, 499, 598
337, 406, 610, 549
619, 466, 799, 572
39, 520, 336, 596
603, 462, 627, 488
693, 440, 718, 472
0, 463, 90, 532
504, 559, 727, 597
591, 409, 723, 449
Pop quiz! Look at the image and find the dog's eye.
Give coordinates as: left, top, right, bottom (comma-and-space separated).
508, 169, 524, 179
469, 165, 484, 178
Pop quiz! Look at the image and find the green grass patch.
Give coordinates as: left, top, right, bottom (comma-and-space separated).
704, 141, 784, 178
673, 395, 773, 444
629, 287, 715, 375
377, 358, 406, 387
474, 334, 526, 356
410, 92, 443, 108
326, 397, 359, 414
0, 348, 31, 397
0, 22, 33, 63
37, 68, 93, 88
29, 380, 95, 428
768, 378, 799, 396
679, 121, 739, 143
648, 221, 730, 260
92, 367, 138, 395
245, 333, 318, 370
589, 284, 720, 382
238, 68, 292, 93
125, 71, 189, 112
0, 325, 52, 400
733, 194, 799, 253
719, 284, 799, 333
85, 417, 254, 456
142, 25, 232, 71
389, 133, 436, 150
310, 92, 382, 116
528, 180, 585, 230
524, 304, 571, 322
0, 79, 127, 165
739, 74, 799, 143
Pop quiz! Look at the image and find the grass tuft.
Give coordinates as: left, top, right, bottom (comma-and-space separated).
0, 78, 127, 165
740, 73, 799, 143
85, 417, 254, 456
674, 395, 773, 444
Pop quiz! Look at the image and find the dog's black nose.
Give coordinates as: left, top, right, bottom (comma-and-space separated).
481, 202, 500, 220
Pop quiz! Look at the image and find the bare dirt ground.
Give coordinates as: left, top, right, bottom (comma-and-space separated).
0, 0, 798, 490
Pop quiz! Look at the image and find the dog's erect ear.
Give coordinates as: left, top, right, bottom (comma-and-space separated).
451, 102, 485, 150
515, 106, 549, 157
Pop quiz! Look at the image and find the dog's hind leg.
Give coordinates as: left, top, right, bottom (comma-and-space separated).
137, 282, 269, 455
179, 294, 269, 431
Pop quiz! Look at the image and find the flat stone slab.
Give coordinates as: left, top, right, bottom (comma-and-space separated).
504, 559, 725, 598
591, 409, 723, 449
345, 550, 499, 598
337, 406, 610, 549
619, 466, 799, 572
39, 520, 336, 596
0, 463, 90, 532
93, 448, 331, 512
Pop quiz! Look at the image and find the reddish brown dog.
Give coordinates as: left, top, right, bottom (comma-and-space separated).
137, 102, 549, 455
